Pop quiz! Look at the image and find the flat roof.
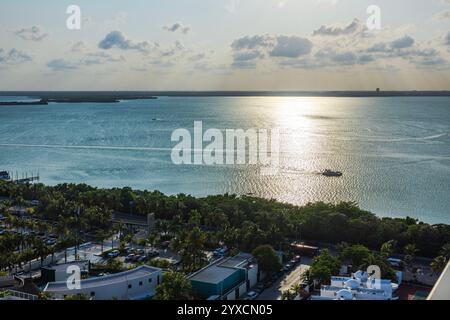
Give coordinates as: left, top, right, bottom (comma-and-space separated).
322, 285, 385, 294
428, 261, 450, 300
189, 265, 238, 285
190, 253, 253, 285
44, 265, 161, 292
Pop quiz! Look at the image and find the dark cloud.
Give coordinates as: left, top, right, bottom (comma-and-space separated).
390, 36, 415, 49
313, 19, 362, 37
367, 36, 416, 54
233, 50, 264, 61
231, 34, 312, 68
98, 31, 151, 53
0, 48, 32, 65
14, 25, 48, 42
270, 36, 313, 58
231, 35, 274, 50
163, 23, 190, 34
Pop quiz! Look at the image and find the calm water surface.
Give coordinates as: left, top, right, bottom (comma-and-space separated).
0, 96, 449, 224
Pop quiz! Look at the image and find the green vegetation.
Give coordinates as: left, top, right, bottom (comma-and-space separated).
154, 271, 193, 300
307, 249, 341, 286
252, 245, 282, 277
1, 181, 450, 274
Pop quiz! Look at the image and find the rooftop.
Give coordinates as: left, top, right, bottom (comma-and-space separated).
44, 265, 160, 293
428, 261, 450, 300
189, 253, 254, 285
189, 264, 238, 285
322, 285, 385, 294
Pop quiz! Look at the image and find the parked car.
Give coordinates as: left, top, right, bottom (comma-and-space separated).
125, 254, 136, 262
388, 258, 404, 269
136, 249, 145, 255
147, 250, 160, 258
137, 256, 147, 263
107, 250, 120, 258
245, 291, 259, 300
213, 247, 228, 257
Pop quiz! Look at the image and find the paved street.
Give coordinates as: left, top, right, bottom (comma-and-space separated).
257, 257, 312, 300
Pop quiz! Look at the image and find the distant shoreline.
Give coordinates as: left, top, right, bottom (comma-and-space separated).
1, 91, 450, 98
0, 95, 158, 105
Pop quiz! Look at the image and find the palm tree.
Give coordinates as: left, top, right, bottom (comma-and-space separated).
281, 290, 297, 301
431, 256, 447, 275
440, 243, 450, 260
380, 240, 397, 258
404, 244, 419, 281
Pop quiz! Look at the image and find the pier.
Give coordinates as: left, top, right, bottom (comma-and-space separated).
0, 171, 40, 184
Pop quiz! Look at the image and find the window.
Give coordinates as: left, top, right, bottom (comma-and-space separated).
128, 284, 132, 289
148, 278, 152, 283
139, 281, 143, 286
90, 292, 95, 297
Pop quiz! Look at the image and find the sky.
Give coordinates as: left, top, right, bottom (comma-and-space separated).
1, 0, 450, 91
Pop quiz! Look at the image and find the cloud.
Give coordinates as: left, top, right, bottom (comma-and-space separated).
47, 59, 78, 71
313, 19, 362, 36
434, 10, 450, 20
159, 41, 185, 57
163, 23, 190, 34
47, 53, 124, 71
231, 35, 274, 50
71, 41, 87, 53
446, 33, 450, 46
14, 26, 48, 42
390, 36, 415, 49
0, 48, 32, 65
231, 34, 312, 68
270, 36, 313, 58
98, 31, 151, 53
367, 36, 415, 53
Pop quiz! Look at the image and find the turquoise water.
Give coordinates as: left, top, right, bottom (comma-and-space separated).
0, 96, 449, 224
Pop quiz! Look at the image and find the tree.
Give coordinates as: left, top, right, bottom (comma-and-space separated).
430, 256, 447, 274
252, 245, 282, 277
380, 240, 397, 258
154, 272, 193, 300
440, 243, 450, 260
280, 290, 297, 301
309, 250, 340, 286
341, 245, 372, 271
404, 244, 419, 270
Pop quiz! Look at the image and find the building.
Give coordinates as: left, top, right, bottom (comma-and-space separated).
41, 261, 90, 284
43, 265, 162, 300
0, 171, 10, 181
313, 271, 399, 300
428, 261, 450, 300
189, 253, 258, 300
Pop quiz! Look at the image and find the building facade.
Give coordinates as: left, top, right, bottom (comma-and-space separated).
43, 265, 162, 300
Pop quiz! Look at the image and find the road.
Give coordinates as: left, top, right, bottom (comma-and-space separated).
257, 257, 312, 300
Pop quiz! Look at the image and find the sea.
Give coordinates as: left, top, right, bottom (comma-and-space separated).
0, 95, 449, 224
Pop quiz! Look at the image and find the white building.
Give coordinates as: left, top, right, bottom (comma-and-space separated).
428, 261, 450, 300
43, 265, 162, 300
314, 270, 399, 300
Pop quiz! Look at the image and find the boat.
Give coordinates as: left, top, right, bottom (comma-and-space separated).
322, 169, 343, 177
